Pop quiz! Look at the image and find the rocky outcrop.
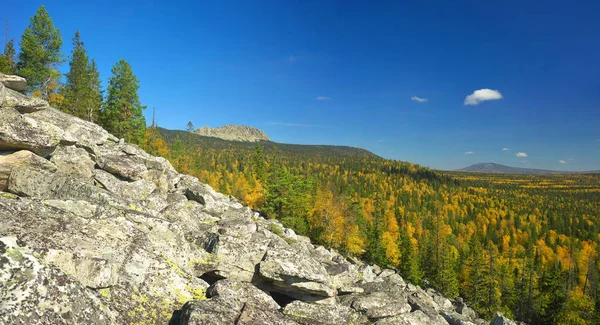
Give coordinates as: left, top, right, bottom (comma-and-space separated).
194, 124, 270, 142
0, 74, 512, 324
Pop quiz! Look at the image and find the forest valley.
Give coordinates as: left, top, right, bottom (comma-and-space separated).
143, 127, 600, 325
3, 5, 600, 325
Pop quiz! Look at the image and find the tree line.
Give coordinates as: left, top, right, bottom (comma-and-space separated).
0, 6, 146, 144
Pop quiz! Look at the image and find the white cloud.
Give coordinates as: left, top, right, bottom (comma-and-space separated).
502, 147, 509, 151
516, 152, 528, 158
411, 96, 428, 103
464, 151, 474, 155
316, 96, 332, 101
559, 160, 567, 164
464, 89, 503, 105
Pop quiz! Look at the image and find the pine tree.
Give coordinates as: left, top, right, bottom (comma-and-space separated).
364, 198, 388, 267
186, 121, 195, 132
463, 237, 490, 314
399, 229, 423, 285
262, 164, 312, 235
0, 39, 16, 74
17, 5, 63, 98
87, 59, 103, 122
100, 59, 146, 143
538, 262, 567, 323
436, 244, 460, 298
61, 31, 102, 121
252, 144, 267, 184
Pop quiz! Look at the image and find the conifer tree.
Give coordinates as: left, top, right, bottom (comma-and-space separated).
399, 230, 423, 285
17, 5, 63, 98
186, 121, 195, 132
100, 59, 146, 143
61, 31, 102, 121
262, 164, 311, 235
0, 39, 16, 74
539, 262, 567, 323
252, 144, 268, 184
86, 59, 103, 122
436, 244, 460, 298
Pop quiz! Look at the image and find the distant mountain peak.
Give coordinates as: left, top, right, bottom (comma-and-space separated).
457, 162, 598, 175
193, 124, 269, 142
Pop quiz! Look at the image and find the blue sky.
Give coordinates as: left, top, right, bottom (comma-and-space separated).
4, 1, 600, 171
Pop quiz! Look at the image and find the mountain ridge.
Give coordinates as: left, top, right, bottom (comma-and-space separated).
193, 124, 270, 142
457, 162, 600, 175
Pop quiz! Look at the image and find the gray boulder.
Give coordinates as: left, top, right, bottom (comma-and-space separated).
342, 291, 412, 320
0, 73, 26, 91
442, 311, 478, 325
0, 81, 49, 112
50, 145, 96, 182
374, 310, 449, 325
179, 279, 294, 325
0, 236, 116, 325
258, 241, 336, 301
283, 300, 368, 325
0, 150, 56, 190
489, 314, 517, 325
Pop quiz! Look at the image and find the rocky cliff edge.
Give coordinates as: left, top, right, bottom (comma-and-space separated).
0, 73, 516, 325
193, 125, 269, 142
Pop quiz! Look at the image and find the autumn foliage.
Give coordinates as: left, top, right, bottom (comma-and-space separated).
143, 128, 600, 325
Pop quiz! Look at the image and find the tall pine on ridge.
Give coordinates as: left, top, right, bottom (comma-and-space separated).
100, 59, 146, 144
61, 31, 102, 122
17, 5, 63, 100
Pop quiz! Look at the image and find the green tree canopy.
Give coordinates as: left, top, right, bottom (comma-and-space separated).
17, 5, 63, 98
100, 59, 146, 143
0, 39, 17, 74
60, 31, 102, 122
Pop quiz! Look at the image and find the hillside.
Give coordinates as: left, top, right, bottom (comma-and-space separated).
457, 162, 599, 175
0, 75, 515, 324
193, 124, 270, 142
161, 127, 382, 160
148, 126, 600, 325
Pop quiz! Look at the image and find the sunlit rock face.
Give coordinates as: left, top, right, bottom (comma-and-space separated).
194, 124, 270, 142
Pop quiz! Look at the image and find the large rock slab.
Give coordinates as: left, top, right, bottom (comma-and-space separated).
95, 142, 180, 192
342, 291, 412, 320
178, 279, 294, 325
407, 285, 442, 318
374, 310, 449, 325
258, 241, 336, 301
441, 311, 478, 325
0, 236, 116, 325
283, 300, 368, 325
50, 145, 96, 182
94, 169, 157, 201
0, 192, 209, 325
0, 73, 27, 91
0, 81, 49, 113
0, 106, 61, 155
0, 150, 56, 191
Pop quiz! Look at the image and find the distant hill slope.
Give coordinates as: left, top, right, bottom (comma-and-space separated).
457, 162, 599, 175
193, 125, 269, 142
159, 128, 382, 160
